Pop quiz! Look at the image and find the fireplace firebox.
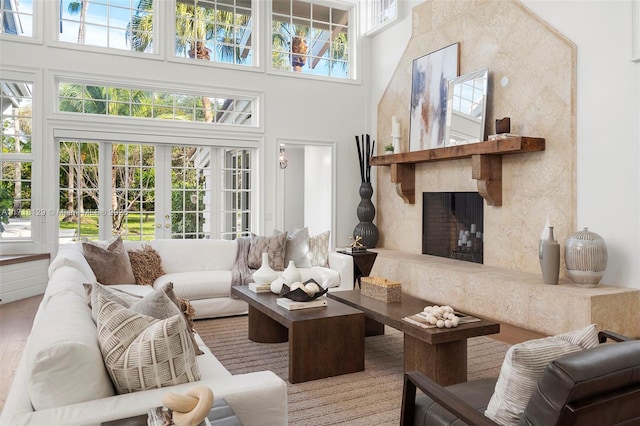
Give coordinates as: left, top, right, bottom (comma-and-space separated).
422, 192, 484, 264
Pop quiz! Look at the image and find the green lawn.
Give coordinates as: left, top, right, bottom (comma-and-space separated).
58, 213, 156, 240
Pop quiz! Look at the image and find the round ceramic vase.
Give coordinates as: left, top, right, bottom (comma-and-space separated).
564, 228, 607, 287
282, 260, 301, 284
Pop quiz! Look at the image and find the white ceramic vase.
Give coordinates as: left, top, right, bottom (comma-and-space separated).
253, 252, 278, 285
565, 228, 607, 287
282, 260, 301, 285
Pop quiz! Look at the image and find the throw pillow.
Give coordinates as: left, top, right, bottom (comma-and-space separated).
274, 228, 312, 268
485, 324, 600, 425
127, 245, 165, 285
86, 281, 203, 356
247, 231, 287, 271
308, 230, 330, 267
96, 294, 201, 394
82, 236, 136, 285
84, 281, 142, 321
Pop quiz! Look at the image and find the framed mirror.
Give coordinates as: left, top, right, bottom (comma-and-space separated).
444, 68, 488, 146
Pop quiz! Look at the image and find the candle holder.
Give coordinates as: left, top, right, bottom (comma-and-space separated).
391, 116, 401, 153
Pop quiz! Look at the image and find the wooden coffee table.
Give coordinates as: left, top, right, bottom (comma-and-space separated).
232, 286, 365, 383
327, 290, 500, 386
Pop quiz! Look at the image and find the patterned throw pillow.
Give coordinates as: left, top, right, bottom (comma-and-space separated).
485, 324, 600, 425
247, 231, 287, 271
127, 245, 165, 285
85, 282, 203, 355
96, 294, 201, 394
308, 230, 330, 267
82, 236, 136, 285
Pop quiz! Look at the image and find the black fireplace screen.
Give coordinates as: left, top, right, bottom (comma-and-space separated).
422, 192, 484, 264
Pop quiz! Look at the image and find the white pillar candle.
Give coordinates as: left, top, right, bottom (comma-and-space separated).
476, 231, 482, 239
470, 223, 477, 233
392, 116, 401, 137
467, 240, 472, 248
461, 234, 467, 244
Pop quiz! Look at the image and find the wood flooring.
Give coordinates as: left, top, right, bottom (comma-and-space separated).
0, 294, 543, 414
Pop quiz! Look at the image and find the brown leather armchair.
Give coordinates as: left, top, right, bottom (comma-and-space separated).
401, 331, 640, 426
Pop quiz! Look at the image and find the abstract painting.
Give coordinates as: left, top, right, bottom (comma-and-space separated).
409, 43, 459, 151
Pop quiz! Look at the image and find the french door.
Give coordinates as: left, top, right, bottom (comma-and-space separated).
58, 140, 253, 243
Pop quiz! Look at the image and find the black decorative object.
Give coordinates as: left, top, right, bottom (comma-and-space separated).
353, 134, 379, 248
279, 279, 328, 302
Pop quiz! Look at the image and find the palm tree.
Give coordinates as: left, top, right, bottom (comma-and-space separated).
67, 1, 89, 44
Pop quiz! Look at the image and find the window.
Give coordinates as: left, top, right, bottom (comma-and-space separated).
0, 80, 33, 239
271, 0, 351, 79
58, 81, 256, 127
365, 0, 397, 35
58, 0, 154, 52
175, 0, 254, 66
58, 141, 254, 242
221, 149, 251, 240
1, 0, 33, 36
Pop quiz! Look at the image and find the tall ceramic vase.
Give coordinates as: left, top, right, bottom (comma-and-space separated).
252, 252, 278, 285
353, 182, 379, 248
540, 226, 560, 285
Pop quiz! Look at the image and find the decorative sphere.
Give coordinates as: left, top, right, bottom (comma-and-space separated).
270, 278, 285, 294
290, 282, 304, 292
436, 320, 445, 328
304, 282, 320, 295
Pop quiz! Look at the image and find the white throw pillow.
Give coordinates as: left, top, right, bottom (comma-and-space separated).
96, 294, 201, 394
484, 324, 600, 425
274, 228, 312, 268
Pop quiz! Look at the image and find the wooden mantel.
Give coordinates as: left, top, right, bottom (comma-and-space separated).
370, 136, 545, 205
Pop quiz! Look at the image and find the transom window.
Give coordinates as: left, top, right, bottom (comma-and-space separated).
1, 0, 33, 36
0, 80, 33, 239
271, 0, 351, 79
57, 81, 256, 127
58, 0, 154, 52
175, 0, 254, 66
365, 0, 397, 35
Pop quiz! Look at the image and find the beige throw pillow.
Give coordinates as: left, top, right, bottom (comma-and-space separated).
308, 230, 330, 267
247, 231, 287, 271
82, 236, 136, 284
127, 245, 165, 285
485, 324, 600, 425
96, 294, 201, 394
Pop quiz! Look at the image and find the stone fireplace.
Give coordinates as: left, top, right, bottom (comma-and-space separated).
423, 192, 483, 264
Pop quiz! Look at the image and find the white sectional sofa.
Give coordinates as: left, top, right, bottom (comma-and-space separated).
1, 261, 288, 425
2, 237, 354, 425
46, 238, 354, 319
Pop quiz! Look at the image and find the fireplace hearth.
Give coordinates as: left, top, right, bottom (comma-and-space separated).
422, 192, 484, 264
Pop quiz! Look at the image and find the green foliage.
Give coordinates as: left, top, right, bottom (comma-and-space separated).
0, 186, 12, 232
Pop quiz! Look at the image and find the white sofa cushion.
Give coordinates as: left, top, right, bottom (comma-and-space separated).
154, 271, 233, 300
148, 239, 237, 273
27, 290, 115, 410
96, 295, 201, 394
48, 244, 96, 282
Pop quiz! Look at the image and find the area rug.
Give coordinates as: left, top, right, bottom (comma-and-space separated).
195, 315, 510, 426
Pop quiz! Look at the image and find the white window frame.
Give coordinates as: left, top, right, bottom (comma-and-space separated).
268, 0, 358, 83
0, 68, 43, 255
47, 0, 162, 61
364, 0, 399, 37
0, 0, 43, 44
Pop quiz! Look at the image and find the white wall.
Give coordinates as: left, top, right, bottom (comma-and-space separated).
368, 0, 640, 289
